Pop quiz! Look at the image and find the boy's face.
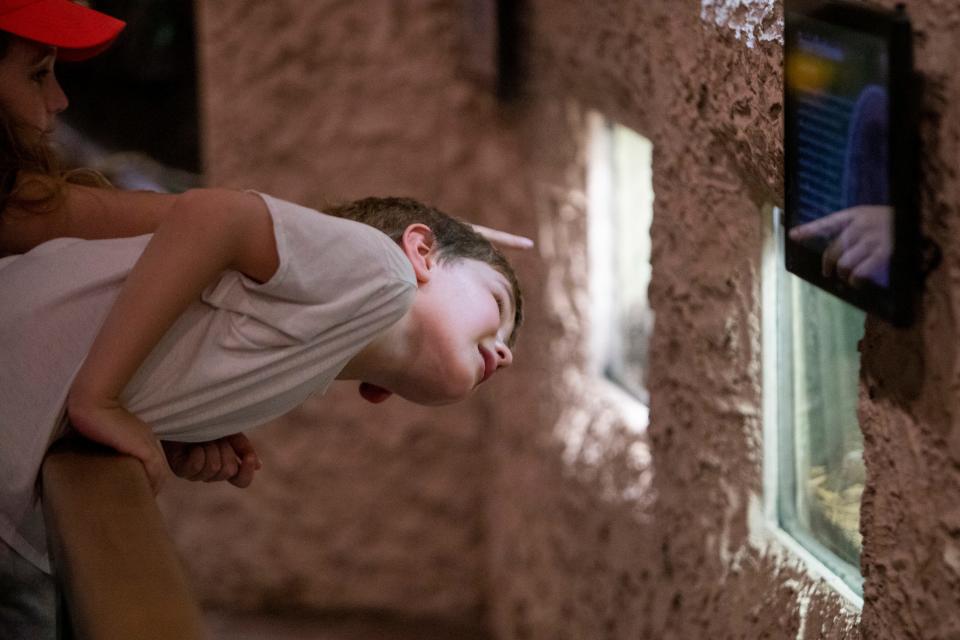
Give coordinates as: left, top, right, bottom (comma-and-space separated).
0, 37, 68, 140
397, 257, 515, 405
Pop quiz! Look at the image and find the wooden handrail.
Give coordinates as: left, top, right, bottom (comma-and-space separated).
41, 438, 205, 640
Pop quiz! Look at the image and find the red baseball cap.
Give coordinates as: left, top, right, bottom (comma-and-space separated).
0, 0, 125, 61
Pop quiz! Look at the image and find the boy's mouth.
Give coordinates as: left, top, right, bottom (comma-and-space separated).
359, 382, 392, 403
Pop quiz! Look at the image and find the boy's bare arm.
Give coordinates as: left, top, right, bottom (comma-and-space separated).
3, 182, 266, 487
66, 189, 278, 492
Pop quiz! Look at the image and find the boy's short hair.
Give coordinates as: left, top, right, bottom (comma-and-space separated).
326, 197, 523, 347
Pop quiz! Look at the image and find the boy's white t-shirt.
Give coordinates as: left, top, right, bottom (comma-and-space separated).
0, 192, 416, 572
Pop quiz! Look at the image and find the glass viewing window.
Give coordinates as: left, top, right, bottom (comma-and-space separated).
588, 119, 655, 404
772, 207, 865, 596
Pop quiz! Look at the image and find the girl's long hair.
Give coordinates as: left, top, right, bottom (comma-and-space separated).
0, 32, 110, 220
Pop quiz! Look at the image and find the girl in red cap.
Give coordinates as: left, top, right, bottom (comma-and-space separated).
0, 0, 125, 250
0, 5, 126, 637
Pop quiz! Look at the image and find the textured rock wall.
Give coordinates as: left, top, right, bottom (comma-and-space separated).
170, 0, 960, 637
483, 1, 853, 637
857, 3, 960, 637
484, 0, 960, 638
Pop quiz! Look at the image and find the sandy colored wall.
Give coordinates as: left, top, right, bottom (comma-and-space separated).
856, 3, 960, 636
483, 0, 851, 637
486, 1, 960, 638
169, 0, 960, 637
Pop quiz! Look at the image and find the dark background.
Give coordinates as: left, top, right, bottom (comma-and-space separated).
56, 0, 200, 173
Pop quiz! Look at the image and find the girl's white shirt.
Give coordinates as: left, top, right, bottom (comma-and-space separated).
0, 192, 416, 572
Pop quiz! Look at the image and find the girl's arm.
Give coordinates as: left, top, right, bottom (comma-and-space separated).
65, 188, 278, 492
1, 177, 536, 255
0, 177, 177, 254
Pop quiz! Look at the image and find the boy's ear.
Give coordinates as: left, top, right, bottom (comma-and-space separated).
400, 223, 437, 283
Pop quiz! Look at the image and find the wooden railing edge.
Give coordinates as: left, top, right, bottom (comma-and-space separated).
41, 437, 206, 640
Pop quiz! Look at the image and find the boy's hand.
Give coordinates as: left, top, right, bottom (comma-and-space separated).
161, 433, 262, 488
470, 224, 534, 250
65, 400, 172, 495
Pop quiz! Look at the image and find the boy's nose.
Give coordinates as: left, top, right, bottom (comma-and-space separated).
495, 342, 513, 369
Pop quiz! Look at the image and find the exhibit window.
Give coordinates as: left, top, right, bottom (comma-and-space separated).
587, 117, 655, 405
764, 206, 865, 598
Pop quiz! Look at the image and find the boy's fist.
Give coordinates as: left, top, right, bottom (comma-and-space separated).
161, 433, 262, 488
